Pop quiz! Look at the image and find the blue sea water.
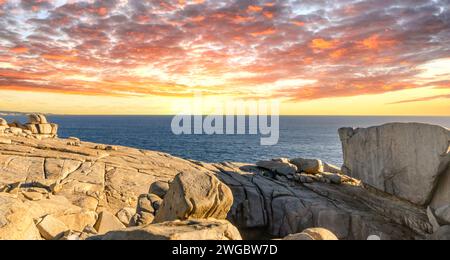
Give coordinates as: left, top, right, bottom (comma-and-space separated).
3, 115, 450, 166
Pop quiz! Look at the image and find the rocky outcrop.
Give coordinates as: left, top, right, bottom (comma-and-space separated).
0, 123, 447, 240
98, 219, 242, 240
154, 171, 233, 223
339, 123, 450, 207
0, 114, 58, 139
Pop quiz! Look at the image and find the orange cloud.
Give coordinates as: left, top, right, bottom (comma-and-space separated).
263, 11, 274, 19
41, 53, 78, 62
292, 21, 305, 27
251, 28, 276, 37
330, 49, 347, 59
10, 46, 29, 54
247, 5, 263, 12
310, 38, 338, 50
359, 35, 397, 50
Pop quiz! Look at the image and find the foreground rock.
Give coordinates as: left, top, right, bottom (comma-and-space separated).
98, 219, 242, 240
154, 171, 233, 223
283, 228, 338, 240
0, 194, 42, 240
339, 123, 450, 207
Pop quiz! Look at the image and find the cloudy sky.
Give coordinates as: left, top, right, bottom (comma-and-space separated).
0, 0, 449, 115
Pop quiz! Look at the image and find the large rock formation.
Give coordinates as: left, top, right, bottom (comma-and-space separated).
339, 123, 450, 207
154, 171, 233, 223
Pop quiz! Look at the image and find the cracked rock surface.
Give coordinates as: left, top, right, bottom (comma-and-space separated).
0, 128, 443, 240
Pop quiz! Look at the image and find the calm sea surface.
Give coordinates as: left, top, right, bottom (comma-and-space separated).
3, 115, 450, 166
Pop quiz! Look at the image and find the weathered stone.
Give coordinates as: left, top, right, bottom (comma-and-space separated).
37, 124, 54, 135
435, 205, 450, 225
256, 160, 298, 176
28, 114, 48, 124
0, 194, 42, 240
36, 215, 69, 240
290, 158, 324, 174
137, 194, 154, 214
94, 211, 126, 234
339, 123, 450, 206
56, 211, 98, 232
155, 171, 233, 223
116, 207, 136, 226
0, 118, 7, 126
149, 181, 170, 199
99, 219, 242, 240
131, 212, 155, 226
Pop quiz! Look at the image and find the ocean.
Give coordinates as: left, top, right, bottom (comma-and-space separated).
3, 115, 450, 166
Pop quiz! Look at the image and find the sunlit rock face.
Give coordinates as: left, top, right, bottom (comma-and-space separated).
339, 123, 450, 207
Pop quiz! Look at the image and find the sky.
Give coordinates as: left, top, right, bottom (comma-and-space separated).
0, 0, 449, 115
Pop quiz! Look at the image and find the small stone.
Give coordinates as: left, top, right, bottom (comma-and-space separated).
94, 211, 126, 235
0, 118, 7, 126
37, 215, 69, 240
149, 181, 170, 199
95, 145, 107, 150
116, 207, 136, 226
290, 158, 324, 174
105, 146, 118, 151
137, 194, 155, 214
130, 212, 155, 226
321, 172, 342, 184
